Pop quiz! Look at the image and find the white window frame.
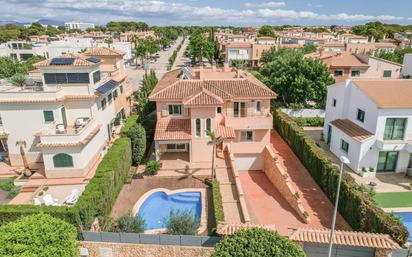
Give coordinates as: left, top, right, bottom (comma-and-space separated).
168, 104, 183, 116
240, 130, 254, 142
195, 118, 201, 138
256, 100, 262, 113
166, 143, 187, 152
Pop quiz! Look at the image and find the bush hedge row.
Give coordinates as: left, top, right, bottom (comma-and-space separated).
121, 114, 138, 135
0, 137, 131, 230
292, 116, 324, 127
273, 109, 408, 245
211, 180, 225, 234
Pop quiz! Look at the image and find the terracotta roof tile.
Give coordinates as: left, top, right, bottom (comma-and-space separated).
215, 125, 235, 139
217, 223, 276, 236
289, 228, 400, 249
322, 52, 369, 68
154, 119, 191, 141
353, 80, 412, 109
85, 47, 125, 56
183, 88, 223, 106
330, 119, 374, 142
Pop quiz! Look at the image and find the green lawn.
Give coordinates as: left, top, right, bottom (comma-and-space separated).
374, 191, 412, 208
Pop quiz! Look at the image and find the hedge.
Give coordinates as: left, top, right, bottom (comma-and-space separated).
127, 123, 147, 165
76, 137, 132, 229
0, 137, 131, 230
121, 114, 138, 135
273, 109, 408, 245
292, 116, 324, 127
211, 180, 225, 234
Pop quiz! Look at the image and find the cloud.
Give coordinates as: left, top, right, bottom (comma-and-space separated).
0, 0, 406, 25
244, 2, 286, 8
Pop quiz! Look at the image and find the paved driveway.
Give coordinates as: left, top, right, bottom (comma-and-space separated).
238, 130, 351, 236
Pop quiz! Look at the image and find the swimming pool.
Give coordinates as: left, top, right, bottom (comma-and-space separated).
394, 212, 412, 242
136, 190, 202, 230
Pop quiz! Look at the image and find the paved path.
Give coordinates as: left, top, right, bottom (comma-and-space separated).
172, 38, 189, 70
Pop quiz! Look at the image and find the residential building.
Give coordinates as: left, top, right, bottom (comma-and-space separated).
306, 52, 402, 83
1, 41, 49, 61
64, 21, 95, 31
148, 66, 277, 170
0, 53, 125, 178
338, 34, 369, 44
323, 79, 412, 173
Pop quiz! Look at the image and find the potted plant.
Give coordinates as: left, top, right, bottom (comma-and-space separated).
368, 167, 376, 178
144, 160, 161, 176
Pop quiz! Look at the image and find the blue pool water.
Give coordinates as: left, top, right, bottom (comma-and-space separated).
137, 191, 202, 230
394, 212, 412, 242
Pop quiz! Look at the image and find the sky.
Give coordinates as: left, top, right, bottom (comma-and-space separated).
1, 0, 412, 26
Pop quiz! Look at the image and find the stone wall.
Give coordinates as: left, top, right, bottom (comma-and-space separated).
81, 241, 213, 257
261, 145, 310, 223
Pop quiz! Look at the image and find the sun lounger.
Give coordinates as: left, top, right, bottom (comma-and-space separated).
64, 189, 80, 205
43, 194, 60, 206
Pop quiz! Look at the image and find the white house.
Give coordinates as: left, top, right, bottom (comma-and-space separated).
64, 21, 95, 31
324, 79, 412, 174
0, 53, 123, 178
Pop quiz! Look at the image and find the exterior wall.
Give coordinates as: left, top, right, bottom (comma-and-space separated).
226, 47, 252, 62
190, 107, 216, 163
362, 58, 402, 79
230, 129, 270, 155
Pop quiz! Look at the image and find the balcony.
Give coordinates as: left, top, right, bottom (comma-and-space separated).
225, 113, 273, 130
0, 84, 65, 102
37, 118, 100, 147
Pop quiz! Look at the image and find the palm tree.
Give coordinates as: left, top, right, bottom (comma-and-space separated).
9, 73, 26, 88
206, 130, 224, 180
15, 140, 29, 170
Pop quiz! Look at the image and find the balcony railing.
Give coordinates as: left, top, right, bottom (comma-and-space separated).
225, 113, 273, 130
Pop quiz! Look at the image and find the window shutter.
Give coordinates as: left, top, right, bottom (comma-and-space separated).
43, 111, 54, 122
183, 107, 188, 116
247, 102, 253, 116
161, 104, 168, 117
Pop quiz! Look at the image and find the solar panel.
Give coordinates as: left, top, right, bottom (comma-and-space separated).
50, 58, 75, 65
87, 57, 101, 63
95, 80, 119, 94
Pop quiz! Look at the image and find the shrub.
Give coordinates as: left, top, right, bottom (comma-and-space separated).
292, 116, 324, 127
211, 180, 224, 233
273, 109, 409, 245
111, 211, 145, 233
121, 114, 138, 135
127, 123, 147, 165
0, 176, 20, 199
145, 160, 160, 176
164, 209, 200, 235
213, 228, 305, 257
0, 213, 78, 257
76, 137, 132, 229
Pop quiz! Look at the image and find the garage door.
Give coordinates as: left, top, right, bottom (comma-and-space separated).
234, 154, 262, 171
303, 243, 375, 257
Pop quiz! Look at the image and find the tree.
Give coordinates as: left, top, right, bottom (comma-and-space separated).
0, 213, 78, 257
301, 44, 317, 54
375, 48, 412, 64
213, 228, 305, 257
134, 69, 158, 117
134, 36, 160, 66
259, 48, 335, 108
187, 33, 216, 63
164, 209, 200, 235
15, 140, 29, 170
258, 25, 276, 37
206, 130, 224, 180
9, 73, 26, 87
127, 123, 146, 165
230, 59, 247, 69
111, 211, 145, 233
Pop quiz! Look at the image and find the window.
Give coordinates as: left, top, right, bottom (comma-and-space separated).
217, 107, 222, 114
377, 151, 399, 172
53, 153, 74, 168
43, 111, 54, 122
93, 71, 101, 83
120, 85, 124, 94
229, 49, 240, 55
206, 118, 211, 132
44, 73, 90, 84
334, 70, 344, 77
340, 139, 349, 153
240, 102, 247, 117
351, 70, 360, 77
101, 98, 107, 110
108, 93, 113, 104
167, 144, 186, 151
332, 98, 337, 107
408, 154, 412, 169
383, 70, 392, 78
240, 131, 253, 142
256, 101, 262, 112
113, 89, 118, 99
168, 104, 182, 116
356, 109, 365, 122
383, 118, 407, 140
195, 118, 201, 137
233, 102, 239, 117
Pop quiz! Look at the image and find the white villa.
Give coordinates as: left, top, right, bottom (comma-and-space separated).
324, 79, 412, 173
0, 51, 131, 179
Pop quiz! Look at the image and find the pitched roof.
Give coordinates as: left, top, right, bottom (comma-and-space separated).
289, 228, 400, 249
85, 47, 125, 56
149, 69, 277, 101
215, 125, 235, 139
154, 119, 191, 141
34, 53, 98, 67
321, 52, 369, 68
353, 80, 412, 109
183, 88, 223, 106
330, 119, 374, 142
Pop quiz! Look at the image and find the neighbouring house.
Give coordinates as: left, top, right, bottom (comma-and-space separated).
338, 34, 369, 44
323, 79, 412, 173
148, 66, 277, 170
219, 42, 273, 68
306, 52, 402, 83
0, 53, 127, 178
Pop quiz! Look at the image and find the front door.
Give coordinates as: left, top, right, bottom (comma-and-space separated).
61, 106, 67, 128
377, 151, 399, 172
327, 125, 332, 145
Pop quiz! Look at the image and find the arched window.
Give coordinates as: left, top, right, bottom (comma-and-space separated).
206, 118, 211, 132
195, 118, 201, 137
53, 153, 74, 168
